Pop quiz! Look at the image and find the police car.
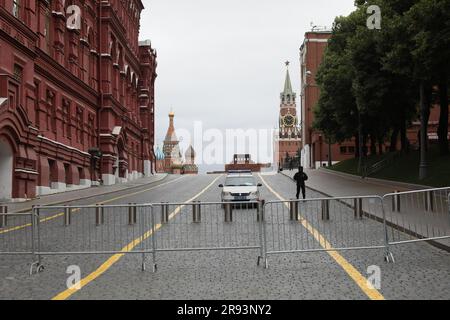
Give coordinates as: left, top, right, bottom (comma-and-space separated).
219, 170, 262, 208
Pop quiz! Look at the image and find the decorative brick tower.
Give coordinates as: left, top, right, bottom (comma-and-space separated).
277, 62, 301, 168
163, 111, 182, 173
182, 145, 198, 174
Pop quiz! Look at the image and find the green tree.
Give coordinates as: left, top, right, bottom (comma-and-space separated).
316, 0, 449, 179
351, 1, 417, 155
408, 0, 450, 156
315, 14, 360, 156
382, 0, 450, 178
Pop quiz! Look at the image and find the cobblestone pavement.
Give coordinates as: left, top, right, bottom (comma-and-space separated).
0, 173, 449, 300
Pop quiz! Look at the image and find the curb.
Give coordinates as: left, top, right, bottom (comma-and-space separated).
280, 171, 338, 198
7, 174, 169, 214
319, 168, 435, 190
280, 171, 450, 253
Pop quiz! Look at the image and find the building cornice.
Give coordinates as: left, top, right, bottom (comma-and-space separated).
0, 7, 38, 42
37, 135, 91, 157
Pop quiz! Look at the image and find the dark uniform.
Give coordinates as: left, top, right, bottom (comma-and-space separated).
293, 168, 308, 200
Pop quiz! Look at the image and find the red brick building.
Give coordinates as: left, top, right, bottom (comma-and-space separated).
300, 30, 354, 169
276, 63, 301, 168
0, 0, 157, 201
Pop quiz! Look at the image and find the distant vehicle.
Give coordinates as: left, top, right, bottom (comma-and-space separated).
219, 171, 262, 208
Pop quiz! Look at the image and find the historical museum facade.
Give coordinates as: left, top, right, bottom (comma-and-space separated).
0, 0, 157, 201
276, 63, 301, 169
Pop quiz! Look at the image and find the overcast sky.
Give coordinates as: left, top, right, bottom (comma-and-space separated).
139, 0, 356, 168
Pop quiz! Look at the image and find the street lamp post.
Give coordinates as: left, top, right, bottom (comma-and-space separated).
328, 138, 332, 167
358, 112, 362, 174
419, 81, 429, 180
357, 111, 365, 176
301, 70, 313, 169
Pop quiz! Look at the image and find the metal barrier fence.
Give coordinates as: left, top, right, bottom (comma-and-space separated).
29, 201, 264, 272
33, 204, 153, 272
382, 187, 450, 246
150, 201, 263, 255
0, 205, 40, 274
261, 196, 394, 267
1, 187, 450, 274
0, 210, 35, 256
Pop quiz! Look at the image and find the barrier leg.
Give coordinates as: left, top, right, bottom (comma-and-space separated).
161, 203, 169, 224
64, 206, 71, 226
193, 202, 201, 223
289, 201, 299, 221
224, 203, 233, 223
392, 191, 401, 212
140, 205, 146, 272
0, 206, 7, 228
129, 204, 136, 225
150, 206, 157, 273
321, 200, 330, 221
262, 202, 269, 269
96, 204, 104, 226
381, 200, 395, 264
425, 191, 434, 212
30, 207, 44, 275
257, 200, 265, 267
354, 198, 363, 219
257, 200, 264, 222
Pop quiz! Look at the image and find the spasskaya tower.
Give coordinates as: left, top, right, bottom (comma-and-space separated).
277, 62, 301, 168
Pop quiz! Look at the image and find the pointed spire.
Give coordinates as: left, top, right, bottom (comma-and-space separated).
185, 145, 196, 164
165, 110, 178, 142
283, 61, 294, 95
284, 70, 293, 95
281, 61, 296, 103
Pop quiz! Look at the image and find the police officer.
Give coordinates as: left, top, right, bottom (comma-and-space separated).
293, 166, 308, 200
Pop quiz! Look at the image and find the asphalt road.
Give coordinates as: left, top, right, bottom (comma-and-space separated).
0, 173, 449, 300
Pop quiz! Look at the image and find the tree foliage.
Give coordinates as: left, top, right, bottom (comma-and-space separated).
313, 0, 450, 178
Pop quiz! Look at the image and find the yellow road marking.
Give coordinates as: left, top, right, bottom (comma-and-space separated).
0, 177, 184, 235
258, 174, 385, 301
52, 175, 222, 300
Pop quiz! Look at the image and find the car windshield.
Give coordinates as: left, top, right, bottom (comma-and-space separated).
225, 176, 256, 187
